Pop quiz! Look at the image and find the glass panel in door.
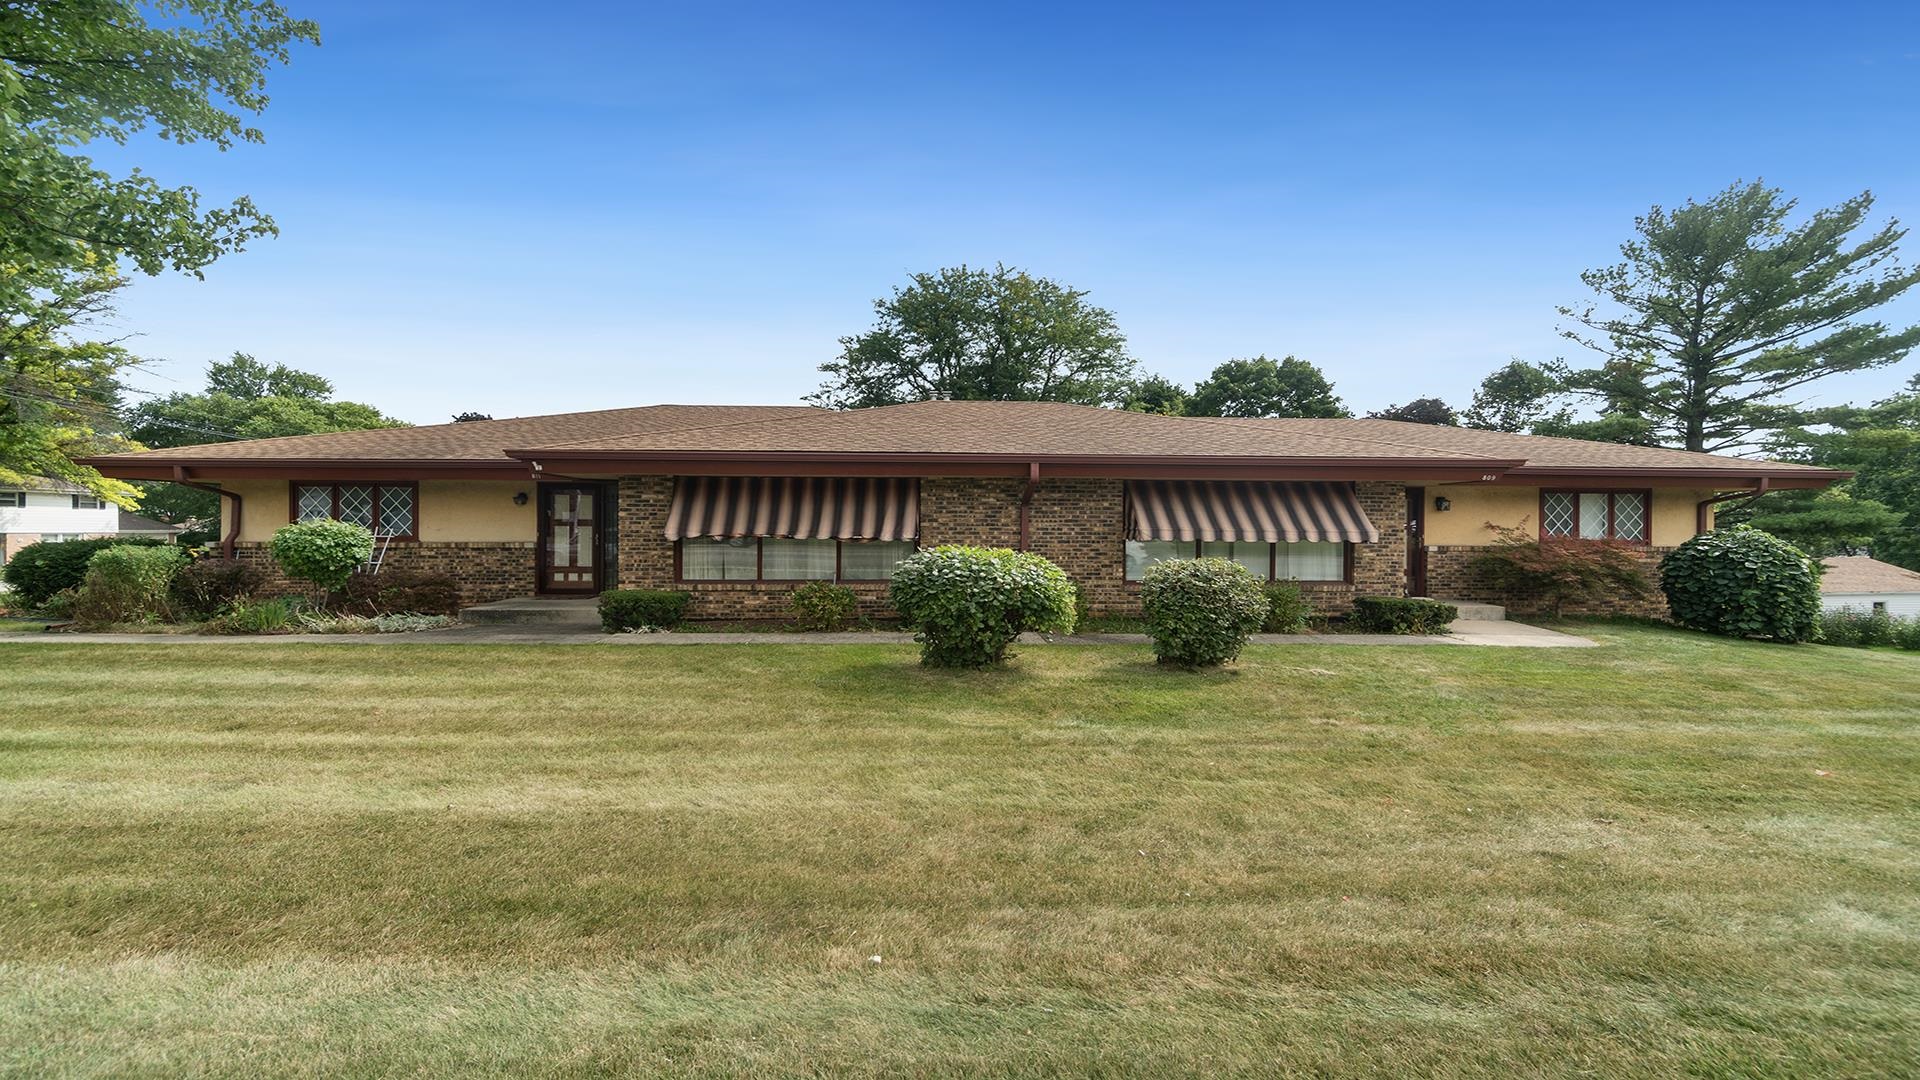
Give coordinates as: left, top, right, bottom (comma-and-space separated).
543, 487, 598, 592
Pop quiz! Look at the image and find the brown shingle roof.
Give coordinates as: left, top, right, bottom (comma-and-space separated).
79, 399, 1843, 481
1819, 556, 1920, 595
91, 405, 824, 463
1211, 417, 1835, 473
523, 401, 1489, 460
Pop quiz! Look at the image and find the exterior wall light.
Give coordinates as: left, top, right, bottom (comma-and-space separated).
513, 492, 529, 506
1433, 496, 1452, 511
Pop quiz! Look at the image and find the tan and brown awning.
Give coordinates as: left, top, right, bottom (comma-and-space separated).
664, 476, 919, 541
1127, 480, 1380, 544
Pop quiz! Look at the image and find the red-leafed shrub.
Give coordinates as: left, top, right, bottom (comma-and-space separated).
1468, 523, 1656, 616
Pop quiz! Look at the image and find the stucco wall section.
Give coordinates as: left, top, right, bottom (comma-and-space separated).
220, 479, 537, 543
1424, 484, 1721, 547
419, 480, 536, 541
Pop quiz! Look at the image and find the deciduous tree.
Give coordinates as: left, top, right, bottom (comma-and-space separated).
1186, 356, 1347, 419
1368, 397, 1457, 425
810, 265, 1136, 408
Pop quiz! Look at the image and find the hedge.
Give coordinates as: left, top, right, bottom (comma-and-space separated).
1, 536, 165, 608
600, 588, 692, 631
1348, 596, 1457, 635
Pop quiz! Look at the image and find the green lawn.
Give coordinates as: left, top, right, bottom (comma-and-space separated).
1, 625, 1915, 1078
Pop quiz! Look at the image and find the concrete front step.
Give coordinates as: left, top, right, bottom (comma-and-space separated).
461, 597, 600, 626
1421, 598, 1506, 621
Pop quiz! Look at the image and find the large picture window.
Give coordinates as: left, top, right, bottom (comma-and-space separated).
292, 482, 417, 539
1125, 539, 1349, 582
679, 538, 916, 581
1540, 490, 1648, 542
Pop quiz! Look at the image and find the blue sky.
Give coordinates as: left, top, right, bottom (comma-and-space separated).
96, 0, 1920, 425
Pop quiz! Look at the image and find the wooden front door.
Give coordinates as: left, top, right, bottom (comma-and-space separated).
1405, 486, 1427, 597
539, 484, 600, 594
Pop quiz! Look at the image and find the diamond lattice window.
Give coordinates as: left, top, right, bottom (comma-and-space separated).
289, 483, 416, 537
1542, 491, 1647, 542
337, 485, 375, 528
378, 487, 415, 536
296, 486, 333, 522
1542, 493, 1576, 536
1612, 493, 1647, 540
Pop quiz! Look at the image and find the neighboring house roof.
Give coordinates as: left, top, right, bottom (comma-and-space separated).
75, 400, 1851, 488
1819, 556, 1920, 595
116, 510, 183, 535
1, 476, 93, 494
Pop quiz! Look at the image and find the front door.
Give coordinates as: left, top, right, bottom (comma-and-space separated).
1405, 486, 1427, 597
539, 484, 600, 594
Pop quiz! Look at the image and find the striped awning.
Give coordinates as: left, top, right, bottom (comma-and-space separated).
664, 477, 919, 541
1127, 480, 1380, 544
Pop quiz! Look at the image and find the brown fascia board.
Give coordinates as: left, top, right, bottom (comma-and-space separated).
73, 456, 530, 481
1498, 465, 1852, 489
507, 449, 1529, 482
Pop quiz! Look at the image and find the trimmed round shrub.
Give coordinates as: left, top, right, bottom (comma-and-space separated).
1139, 557, 1270, 667
72, 544, 186, 626
269, 520, 375, 593
790, 580, 857, 631
889, 546, 1077, 668
1, 536, 164, 608
1660, 526, 1820, 642
1261, 580, 1312, 633
171, 556, 267, 618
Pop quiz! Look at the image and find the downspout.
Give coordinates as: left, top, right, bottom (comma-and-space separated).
1018, 462, 1040, 551
172, 465, 241, 558
1696, 477, 1769, 535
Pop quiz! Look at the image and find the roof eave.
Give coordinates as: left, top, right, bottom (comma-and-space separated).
504, 449, 1528, 481
74, 456, 529, 481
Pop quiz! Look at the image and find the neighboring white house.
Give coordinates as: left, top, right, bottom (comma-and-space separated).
0, 478, 180, 567
1819, 555, 1920, 618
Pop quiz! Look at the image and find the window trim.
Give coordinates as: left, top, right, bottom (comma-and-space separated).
1538, 488, 1652, 544
70, 494, 105, 510
1123, 539, 1354, 584
287, 481, 420, 540
674, 537, 917, 583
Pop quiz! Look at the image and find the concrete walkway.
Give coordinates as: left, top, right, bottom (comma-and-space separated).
0, 620, 1596, 648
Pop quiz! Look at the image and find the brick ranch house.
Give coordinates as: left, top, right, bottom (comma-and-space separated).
80, 400, 1846, 618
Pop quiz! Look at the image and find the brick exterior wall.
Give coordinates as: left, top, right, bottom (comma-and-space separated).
230, 540, 536, 607
1424, 544, 1673, 618
612, 475, 1410, 621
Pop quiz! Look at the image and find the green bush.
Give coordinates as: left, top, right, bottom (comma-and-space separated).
171, 557, 266, 618
1660, 526, 1820, 642
790, 581, 857, 631
1893, 617, 1920, 651
0, 536, 164, 607
336, 569, 461, 616
211, 597, 292, 634
72, 544, 186, 626
1817, 607, 1896, 648
599, 588, 692, 632
888, 546, 1077, 668
1349, 596, 1458, 635
1467, 527, 1656, 616
269, 520, 375, 593
1140, 557, 1270, 667
1261, 580, 1312, 633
